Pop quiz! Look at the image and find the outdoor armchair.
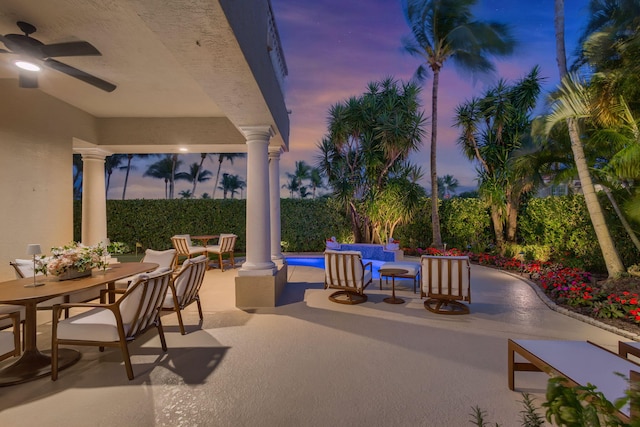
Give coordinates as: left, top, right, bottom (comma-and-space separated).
323, 250, 372, 304
0, 311, 20, 362
420, 255, 471, 314
162, 255, 207, 335
206, 234, 237, 272
171, 235, 208, 268
114, 248, 176, 289
51, 267, 173, 381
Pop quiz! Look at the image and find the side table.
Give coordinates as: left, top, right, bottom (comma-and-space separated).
378, 267, 408, 304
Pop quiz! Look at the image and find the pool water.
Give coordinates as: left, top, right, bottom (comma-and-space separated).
285, 255, 385, 279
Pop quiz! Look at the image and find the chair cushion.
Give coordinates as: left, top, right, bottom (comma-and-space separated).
143, 249, 176, 269
56, 307, 123, 342
119, 275, 149, 324
206, 244, 221, 253
379, 262, 419, 277
173, 234, 193, 247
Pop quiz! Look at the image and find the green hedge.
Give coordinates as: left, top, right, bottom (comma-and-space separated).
518, 194, 639, 272
74, 195, 639, 274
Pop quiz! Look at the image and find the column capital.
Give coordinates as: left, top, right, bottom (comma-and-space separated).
239, 125, 274, 141
268, 146, 283, 159
74, 147, 112, 161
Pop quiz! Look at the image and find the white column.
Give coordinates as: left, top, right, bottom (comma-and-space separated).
269, 147, 284, 262
239, 126, 276, 276
76, 148, 111, 246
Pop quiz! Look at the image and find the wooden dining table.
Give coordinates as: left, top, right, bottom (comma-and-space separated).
191, 234, 219, 247
0, 262, 159, 386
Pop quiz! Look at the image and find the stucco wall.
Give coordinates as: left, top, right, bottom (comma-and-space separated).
0, 79, 98, 280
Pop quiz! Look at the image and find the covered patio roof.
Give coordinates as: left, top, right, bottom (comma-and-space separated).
0, 0, 289, 152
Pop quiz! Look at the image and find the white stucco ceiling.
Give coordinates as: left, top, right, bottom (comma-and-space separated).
0, 0, 288, 148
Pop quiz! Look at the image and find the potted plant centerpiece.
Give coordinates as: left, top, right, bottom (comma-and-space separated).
36, 242, 108, 280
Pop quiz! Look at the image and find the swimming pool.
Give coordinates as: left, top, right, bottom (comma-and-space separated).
285, 255, 385, 279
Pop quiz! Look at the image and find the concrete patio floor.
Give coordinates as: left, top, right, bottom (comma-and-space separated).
0, 259, 633, 426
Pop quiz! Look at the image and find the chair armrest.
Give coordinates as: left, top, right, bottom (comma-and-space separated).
0, 311, 20, 328
363, 261, 373, 272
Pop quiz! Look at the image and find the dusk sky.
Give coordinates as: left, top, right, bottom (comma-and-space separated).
110, 0, 590, 199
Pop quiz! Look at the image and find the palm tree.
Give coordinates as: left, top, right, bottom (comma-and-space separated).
211, 153, 246, 199
454, 67, 542, 248
120, 154, 156, 200
228, 174, 245, 199
104, 154, 126, 198
178, 189, 193, 199
285, 161, 312, 198
437, 175, 459, 199
181, 162, 213, 198
317, 77, 426, 242
143, 155, 177, 199
309, 167, 325, 198
281, 175, 299, 198
190, 153, 210, 196
218, 173, 245, 199
402, 0, 516, 248
552, 0, 625, 277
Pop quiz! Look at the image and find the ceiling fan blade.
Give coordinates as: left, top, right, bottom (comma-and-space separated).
41, 41, 101, 58
18, 71, 38, 88
44, 58, 116, 92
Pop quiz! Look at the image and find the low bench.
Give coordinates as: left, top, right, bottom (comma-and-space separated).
379, 262, 420, 293
508, 339, 640, 422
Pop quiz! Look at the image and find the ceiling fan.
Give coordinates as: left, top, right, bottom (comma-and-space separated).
0, 21, 116, 92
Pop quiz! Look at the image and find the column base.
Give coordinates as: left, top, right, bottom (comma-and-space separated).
235, 263, 288, 307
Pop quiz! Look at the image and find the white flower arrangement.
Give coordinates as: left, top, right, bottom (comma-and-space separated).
36, 242, 108, 276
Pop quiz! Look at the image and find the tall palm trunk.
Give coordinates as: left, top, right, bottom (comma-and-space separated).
490, 207, 505, 250
106, 171, 113, 196
554, 0, 624, 277
603, 187, 640, 252
430, 69, 443, 248
212, 157, 223, 199
169, 154, 177, 199
192, 153, 206, 196
121, 154, 133, 200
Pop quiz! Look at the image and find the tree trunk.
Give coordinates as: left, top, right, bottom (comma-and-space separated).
349, 203, 363, 243
121, 155, 133, 200
603, 186, 640, 252
505, 189, 519, 243
192, 154, 206, 196
213, 156, 223, 199
490, 206, 505, 252
506, 202, 518, 243
554, 0, 624, 277
430, 69, 443, 248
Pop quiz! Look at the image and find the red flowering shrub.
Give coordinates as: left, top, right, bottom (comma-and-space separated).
407, 246, 640, 326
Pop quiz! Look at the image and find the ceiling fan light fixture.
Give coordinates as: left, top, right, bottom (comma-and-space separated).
15, 60, 41, 72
